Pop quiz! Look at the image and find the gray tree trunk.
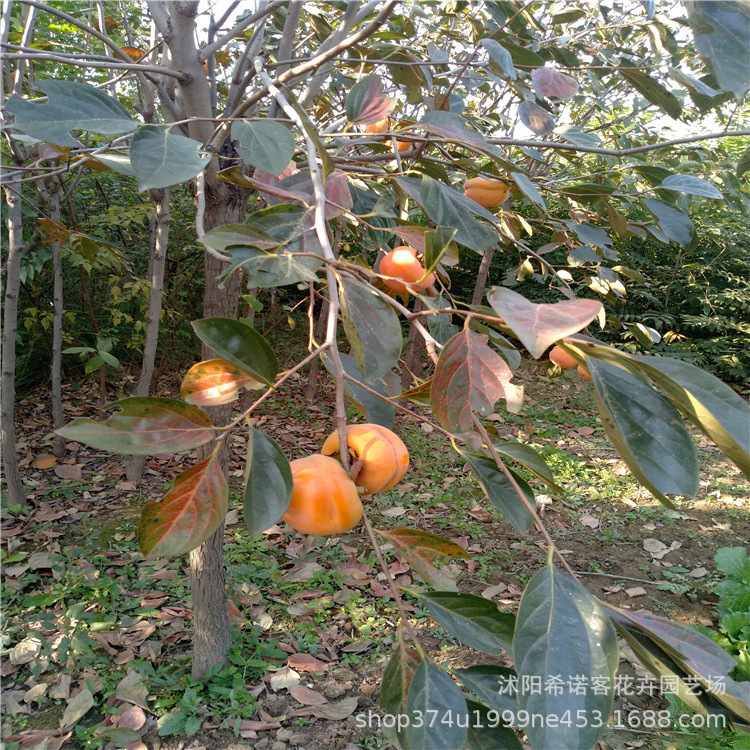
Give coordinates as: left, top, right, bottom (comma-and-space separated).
1, 174, 27, 507
471, 246, 495, 306
126, 188, 171, 481
37, 178, 67, 457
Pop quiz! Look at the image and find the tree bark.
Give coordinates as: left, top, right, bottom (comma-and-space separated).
401, 298, 426, 391
37, 177, 67, 457
304, 298, 329, 401
1, 174, 27, 507
127, 188, 171, 481
471, 246, 495, 306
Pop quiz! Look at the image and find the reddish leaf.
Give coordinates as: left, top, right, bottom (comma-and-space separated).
57, 398, 215, 455
287, 653, 328, 673
531, 66, 580, 100
376, 528, 470, 591
180, 358, 262, 406
431, 329, 524, 433
346, 75, 396, 124
138, 456, 228, 558
487, 288, 602, 359
32, 455, 57, 469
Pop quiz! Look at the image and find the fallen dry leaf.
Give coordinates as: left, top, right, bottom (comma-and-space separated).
579, 513, 600, 529
289, 686, 328, 706
625, 587, 648, 598
54, 464, 82, 480
287, 653, 328, 673
688, 567, 708, 579
269, 666, 300, 692
33, 455, 57, 469
61, 687, 94, 729
480, 583, 508, 599
115, 671, 148, 709
309, 696, 359, 720
643, 538, 682, 560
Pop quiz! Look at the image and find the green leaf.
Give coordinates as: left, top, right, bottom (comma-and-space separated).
715, 547, 750, 582
453, 666, 518, 715
244, 428, 293, 535
423, 226, 457, 275
555, 125, 602, 149
5, 80, 136, 148
415, 591, 515, 654
199, 224, 278, 252
737, 146, 750, 180
660, 175, 723, 199
375, 527, 469, 592
481, 39, 517, 80
138, 455, 228, 558
322, 352, 396, 429
495, 441, 563, 493
565, 221, 612, 248
668, 66, 722, 97
606, 605, 750, 722
223, 247, 322, 288
396, 176, 498, 253
339, 277, 402, 380
513, 562, 618, 750
465, 700, 523, 750
631, 356, 750, 479
57, 397, 215, 455
192, 318, 278, 386
406, 662, 468, 750
431, 329, 524, 433
487, 287, 602, 359
643, 198, 694, 246
457, 448, 535, 534
588, 358, 699, 505
381, 644, 422, 716
686, 0, 750, 98
518, 101, 556, 136
231, 120, 296, 177
620, 68, 682, 119
130, 126, 207, 191
345, 74, 396, 124
510, 171, 546, 209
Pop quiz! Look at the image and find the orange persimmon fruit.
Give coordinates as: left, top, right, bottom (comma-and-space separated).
379, 245, 435, 293
321, 423, 409, 494
464, 176, 510, 208
282, 454, 363, 536
549, 346, 578, 369
577, 364, 592, 381
365, 117, 391, 134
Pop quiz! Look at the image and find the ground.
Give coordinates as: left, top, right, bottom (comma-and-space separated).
2, 362, 748, 750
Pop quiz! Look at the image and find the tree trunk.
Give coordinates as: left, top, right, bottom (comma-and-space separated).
127, 188, 171, 481
40, 178, 67, 458
1, 174, 27, 507
304, 298, 329, 401
471, 246, 495, 306
401, 298, 426, 390
190, 184, 247, 680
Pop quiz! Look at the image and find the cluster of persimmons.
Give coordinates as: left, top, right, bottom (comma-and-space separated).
283, 424, 409, 536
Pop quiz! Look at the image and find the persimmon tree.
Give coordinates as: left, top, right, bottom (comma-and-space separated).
3, 1, 750, 746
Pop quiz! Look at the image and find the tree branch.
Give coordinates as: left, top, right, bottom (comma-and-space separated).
201, 0, 287, 59
15, 0, 137, 63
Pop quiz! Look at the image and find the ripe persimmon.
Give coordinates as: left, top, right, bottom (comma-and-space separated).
321, 423, 409, 494
392, 139, 411, 152
365, 117, 391, 134
379, 245, 435, 293
282, 454, 363, 536
464, 176, 509, 208
577, 364, 592, 381
549, 346, 578, 369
